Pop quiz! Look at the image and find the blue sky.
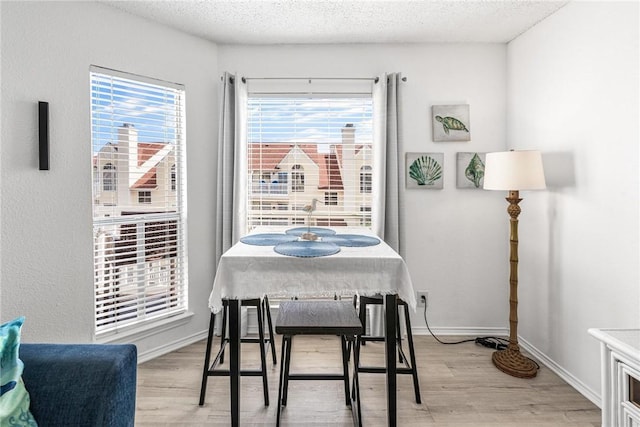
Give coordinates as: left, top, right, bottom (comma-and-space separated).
91, 73, 372, 155
247, 97, 373, 148
91, 72, 181, 153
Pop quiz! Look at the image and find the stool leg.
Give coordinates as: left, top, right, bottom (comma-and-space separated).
282, 335, 293, 407
403, 305, 422, 404
397, 305, 404, 363
198, 312, 216, 406
256, 300, 269, 406
263, 296, 277, 365
358, 299, 367, 346
341, 335, 351, 406
345, 295, 357, 362
220, 303, 228, 364
351, 335, 363, 427
277, 336, 290, 427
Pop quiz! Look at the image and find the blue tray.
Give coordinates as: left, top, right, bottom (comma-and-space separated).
285, 227, 337, 237
240, 233, 298, 246
321, 234, 381, 247
274, 241, 341, 258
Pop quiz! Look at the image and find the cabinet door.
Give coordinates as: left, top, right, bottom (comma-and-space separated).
622, 405, 640, 427
620, 362, 640, 427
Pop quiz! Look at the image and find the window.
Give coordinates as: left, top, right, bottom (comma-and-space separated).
324, 191, 338, 206
90, 66, 187, 336
291, 165, 305, 192
138, 191, 152, 204
103, 163, 116, 191
360, 165, 372, 193
246, 86, 373, 232
359, 206, 372, 226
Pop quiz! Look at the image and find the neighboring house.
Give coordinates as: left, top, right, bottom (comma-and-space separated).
92, 124, 179, 331
248, 124, 373, 229
93, 124, 176, 216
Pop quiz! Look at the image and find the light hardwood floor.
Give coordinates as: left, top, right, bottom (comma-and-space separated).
136, 335, 601, 426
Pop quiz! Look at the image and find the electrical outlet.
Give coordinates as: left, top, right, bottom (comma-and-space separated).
417, 291, 428, 307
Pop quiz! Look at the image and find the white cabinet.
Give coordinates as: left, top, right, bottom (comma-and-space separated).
589, 329, 640, 427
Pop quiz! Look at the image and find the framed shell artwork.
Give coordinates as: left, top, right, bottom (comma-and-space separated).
406, 152, 444, 189
456, 152, 486, 189
432, 104, 470, 142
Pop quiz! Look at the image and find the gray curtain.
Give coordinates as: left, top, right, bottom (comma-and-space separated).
373, 72, 404, 256
214, 72, 248, 335
215, 72, 248, 267
370, 72, 405, 335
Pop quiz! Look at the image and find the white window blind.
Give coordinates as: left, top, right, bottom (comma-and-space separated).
246, 90, 374, 232
90, 66, 188, 336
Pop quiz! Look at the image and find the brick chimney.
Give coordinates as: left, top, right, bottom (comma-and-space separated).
117, 123, 138, 204
341, 124, 357, 213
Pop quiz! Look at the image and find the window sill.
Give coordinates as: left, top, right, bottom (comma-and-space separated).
95, 311, 194, 344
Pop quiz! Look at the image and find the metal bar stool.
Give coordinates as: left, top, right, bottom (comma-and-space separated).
198, 296, 275, 407
276, 300, 363, 427
357, 295, 422, 404
220, 295, 277, 365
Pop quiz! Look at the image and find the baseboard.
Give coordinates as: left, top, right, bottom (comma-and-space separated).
411, 325, 508, 336
518, 336, 601, 408
136, 329, 209, 364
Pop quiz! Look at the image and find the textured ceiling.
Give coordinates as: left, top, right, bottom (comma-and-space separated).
100, 0, 569, 44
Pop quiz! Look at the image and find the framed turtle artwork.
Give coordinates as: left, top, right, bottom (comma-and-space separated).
432, 104, 471, 142
406, 152, 444, 189
456, 152, 486, 189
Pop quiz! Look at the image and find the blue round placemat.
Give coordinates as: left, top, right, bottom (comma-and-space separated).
274, 241, 341, 257
321, 234, 381, 247
285, 227, 337, 237
240, 233, 298, 246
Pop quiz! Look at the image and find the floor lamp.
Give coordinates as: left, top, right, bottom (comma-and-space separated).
483, 150, 546, 378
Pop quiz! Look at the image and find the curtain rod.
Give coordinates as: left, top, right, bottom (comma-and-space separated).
243, 76, 380, 83
227, 75, 407, 84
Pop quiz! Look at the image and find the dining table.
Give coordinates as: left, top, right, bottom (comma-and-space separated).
208, 226, 416, 426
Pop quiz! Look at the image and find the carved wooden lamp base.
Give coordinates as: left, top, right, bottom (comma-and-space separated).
492, 344, 538, 378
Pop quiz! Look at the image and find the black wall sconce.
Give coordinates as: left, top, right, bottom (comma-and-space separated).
39, 101, 49, 170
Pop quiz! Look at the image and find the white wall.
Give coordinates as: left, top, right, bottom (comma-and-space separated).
4, 1, 633, 405
0, 1, 218, 357
219, 44, 511, 332
508, 0, 639, 401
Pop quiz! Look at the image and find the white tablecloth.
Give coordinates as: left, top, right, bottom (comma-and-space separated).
208, 228, 416, 314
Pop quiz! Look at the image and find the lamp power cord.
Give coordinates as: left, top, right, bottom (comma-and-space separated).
420, 295, 508, 350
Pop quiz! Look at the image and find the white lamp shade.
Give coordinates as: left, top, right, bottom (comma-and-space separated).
483, 150, 546, 191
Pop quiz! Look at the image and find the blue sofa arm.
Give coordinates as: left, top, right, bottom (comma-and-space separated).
20, 343, 137, 427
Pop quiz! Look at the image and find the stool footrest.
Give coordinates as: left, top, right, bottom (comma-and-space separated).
286, 373, 347, 381
209, 370, 265, 377
359, 335, 385, 342
357, 366, 415, 374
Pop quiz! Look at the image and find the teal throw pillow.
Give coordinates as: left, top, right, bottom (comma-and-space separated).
0, 317, 38, 427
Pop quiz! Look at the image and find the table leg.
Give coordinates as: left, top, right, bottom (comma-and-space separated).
384, 294, 397, 427
229, 299, 241, 426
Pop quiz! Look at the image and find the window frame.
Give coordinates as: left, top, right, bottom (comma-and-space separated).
103, 163, 116, 191
360, 165, 372, 194
291, 164, 305, 192
90, 66, 188, 338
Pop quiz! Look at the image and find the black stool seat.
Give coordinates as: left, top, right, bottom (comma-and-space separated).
357, 295, 421, 404
199, 296, 275, 408
276, 300, 363, 427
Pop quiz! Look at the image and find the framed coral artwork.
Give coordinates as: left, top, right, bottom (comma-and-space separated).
456, 152, 486, 189
406, 152, 444, 189
432, 104, 471, 142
